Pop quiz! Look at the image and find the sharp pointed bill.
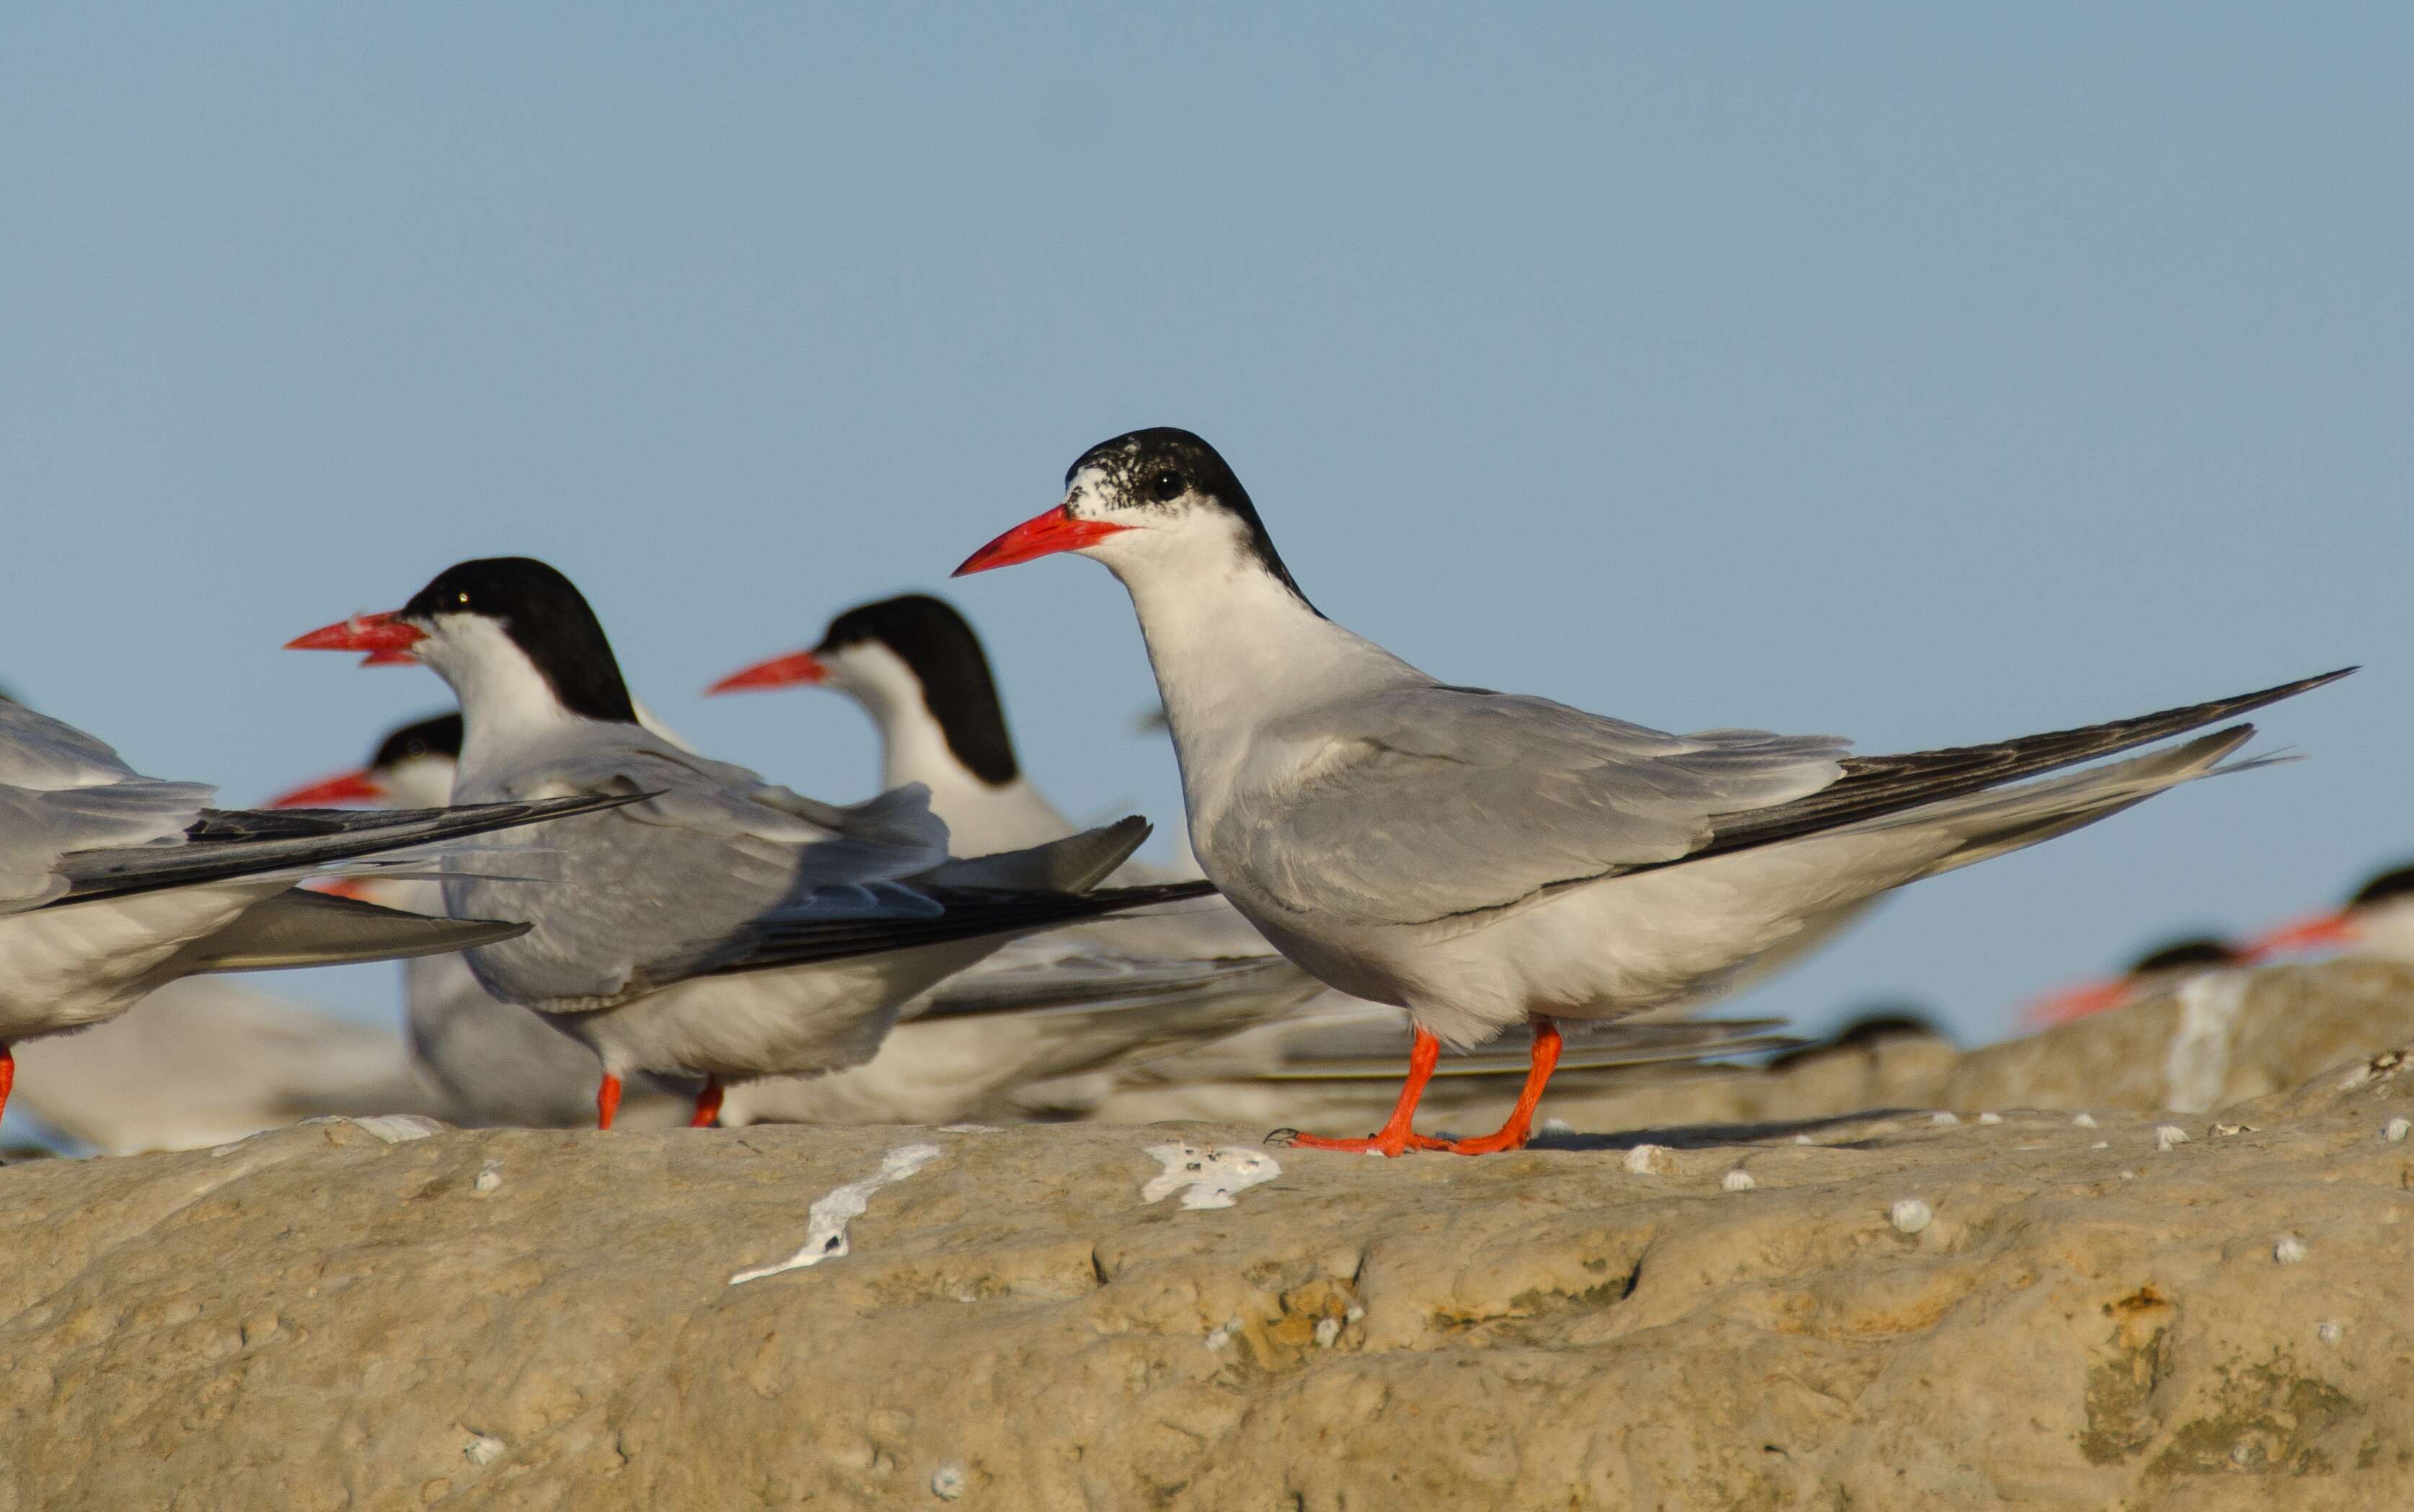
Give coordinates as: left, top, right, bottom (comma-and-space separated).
707, 650, 828, 694
958, 426, 2351, 1156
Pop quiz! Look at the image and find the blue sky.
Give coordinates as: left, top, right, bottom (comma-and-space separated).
4, 6, 2408, 1131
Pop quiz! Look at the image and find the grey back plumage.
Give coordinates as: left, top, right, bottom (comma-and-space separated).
1216, 684, 1847, 927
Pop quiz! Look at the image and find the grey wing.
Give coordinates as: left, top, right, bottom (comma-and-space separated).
1225, 686, 1847, 927
531, 736, 951, 886
0, 705, 216, 911
450, 733, 963, 991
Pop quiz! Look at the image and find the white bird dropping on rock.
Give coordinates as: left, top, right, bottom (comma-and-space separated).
2385, 1117, 2410, 1143
1890, 1198, 1933, 1235
730, 1142, 942, 1284
2072, 1112, 2099, 1128
930, 1465, 967, 1500
1314, 1315, 1343, 1348
2274, 1235, 2308, 1265
1142, 1141, 1279, 1210
2154, 1125, 2190, 1151
1722, 1170, 1756, 1192
2319, 1321, 2344, 1344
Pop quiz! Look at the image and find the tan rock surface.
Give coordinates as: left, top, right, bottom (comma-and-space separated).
8, 1003, 2414, 1508
1110, 960, 2414, 1140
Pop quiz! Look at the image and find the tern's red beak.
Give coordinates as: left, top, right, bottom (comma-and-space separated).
2243, 911, 2361, 958
265, 769, 387, 808
706, 650, 828, 695
2020, 976, 2135, 1030
952, 505, 1131, 576
286, 611, 425, 655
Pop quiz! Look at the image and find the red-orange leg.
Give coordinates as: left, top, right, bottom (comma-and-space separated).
1433, 1019, 1562, 1155
689, 1075, 724, 1128
595, 1073, 624, 1131
0, 1043, 13, 1126
1270, 1025, 1453, 1157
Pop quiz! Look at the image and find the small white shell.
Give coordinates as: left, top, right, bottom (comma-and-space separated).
1540, 1117, 1575, 1135
1722, 1170, 1756, 1193
1929, 1111, 1961, 1127
2154, 1125, 2190, 1151
2090, 1141, 2110, 1150
1890, 1198, 1933, 1235
1314, 1316, 1343, 1348
1793, 1133, 1814, 1146
1623, 1144, 1675, 1175
1977, 1112, 2004, 1125
464, 1434, 505, 1467
472, 1163, 503, 1193
2385, 1117, 2410, 1143
930, 1465, 968, 1500
2274, 1235, 2308, 1265
2072, 1113, 2100, 1128
2318, 1320, 2344, 1344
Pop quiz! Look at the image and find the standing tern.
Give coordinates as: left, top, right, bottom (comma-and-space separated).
955, 425, 2351, 1155
286, 557, 1213, 1127
0, 699, 631, 1128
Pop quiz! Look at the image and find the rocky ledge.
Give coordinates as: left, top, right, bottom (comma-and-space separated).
6, 964, 2414, 1510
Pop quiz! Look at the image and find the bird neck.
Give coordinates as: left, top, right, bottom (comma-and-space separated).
1110, 555, 1425, 824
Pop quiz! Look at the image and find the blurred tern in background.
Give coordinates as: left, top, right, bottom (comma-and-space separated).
2246, 862, 2414, 963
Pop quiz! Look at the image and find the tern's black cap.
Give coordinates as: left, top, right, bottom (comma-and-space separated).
818, 594, 1017, 786
371, 712, 464, 771
402, 557, 638, 725
1069, 428, 1315, 610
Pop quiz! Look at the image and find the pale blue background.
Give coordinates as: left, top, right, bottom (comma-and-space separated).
6, 6, 2408, 1141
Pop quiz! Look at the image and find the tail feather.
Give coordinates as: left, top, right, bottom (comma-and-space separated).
162, 888, 531, 973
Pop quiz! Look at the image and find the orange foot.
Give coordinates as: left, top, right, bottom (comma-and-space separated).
1425, 1126, 1534, 1156
1265, 1127, 1454, 1157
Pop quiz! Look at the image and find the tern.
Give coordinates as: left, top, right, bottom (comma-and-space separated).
955, 425, 2351, 1155
2245, 864, 2414, 963
287, 557, 1213, 1128
0, 698, 627, 1128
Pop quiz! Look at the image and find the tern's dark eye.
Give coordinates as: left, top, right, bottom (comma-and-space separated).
1147, 470, 1185, 502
